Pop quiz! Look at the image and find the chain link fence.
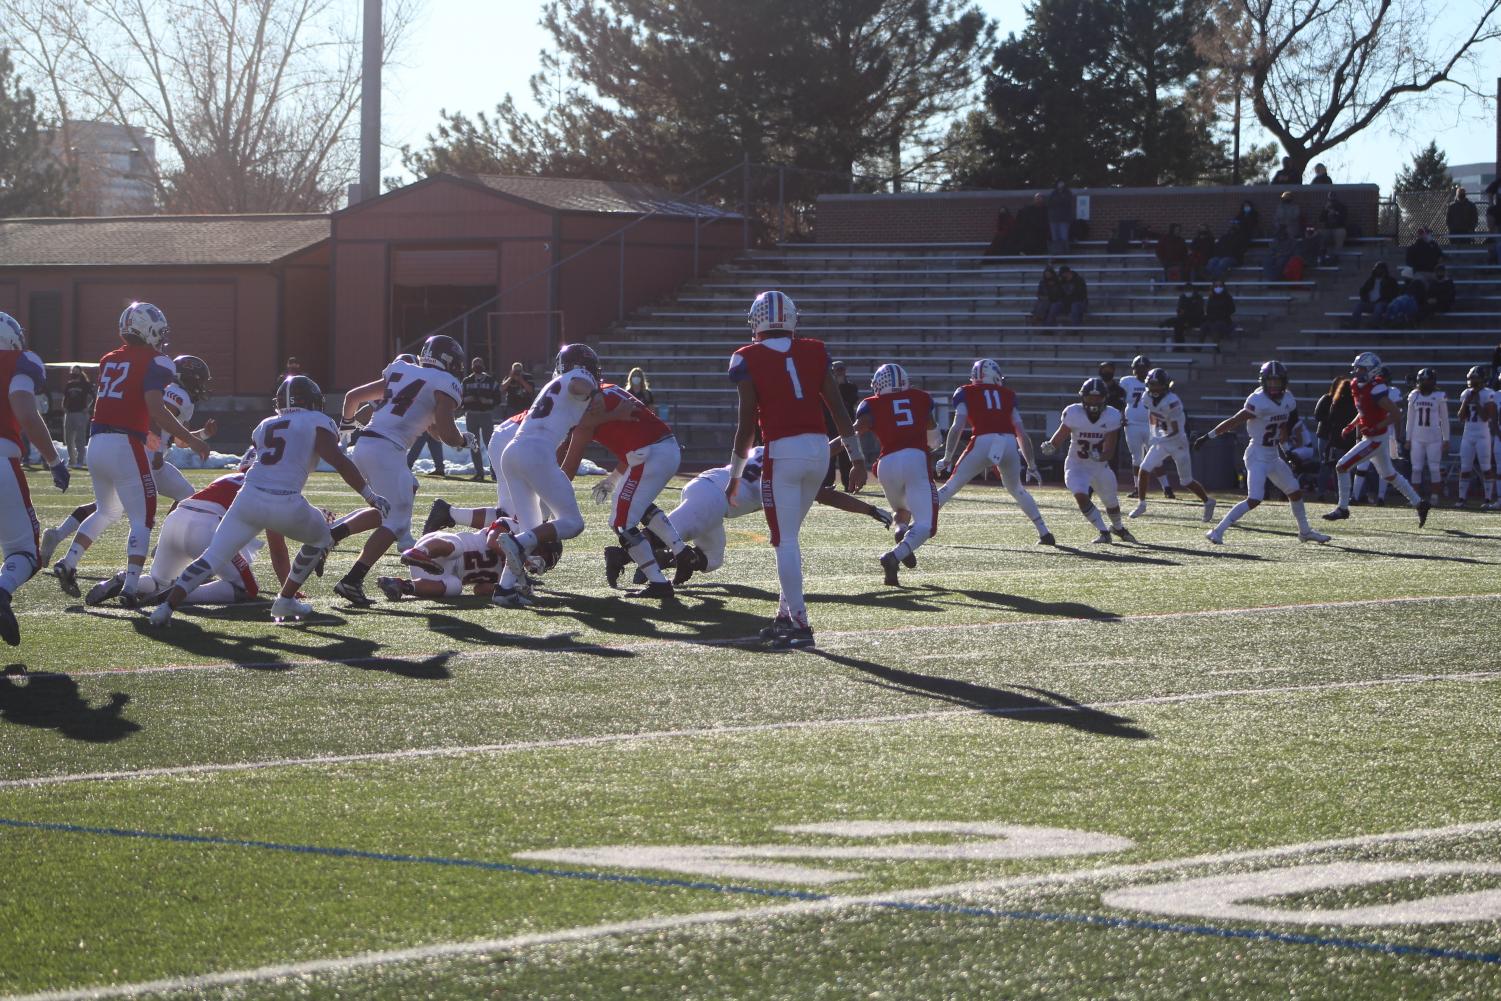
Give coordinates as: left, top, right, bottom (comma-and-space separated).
1381, 190, 1498, 246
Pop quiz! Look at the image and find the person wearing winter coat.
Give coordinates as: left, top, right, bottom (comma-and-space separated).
1203, 283, 1237, 340
1404, 229, 1444, 281
1273, 191, 1302, 235
1319, 192, 1349, 255
1348, 262, 1397, 326
1446, 187, 1479, 245
1047, 180, 1076, 252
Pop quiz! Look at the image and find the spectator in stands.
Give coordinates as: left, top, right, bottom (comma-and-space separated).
1016, 193, 1050, 255
61, 365, 94, 470
824, 361, 862, 490
1203, 282, 1236, 340
1047, 180, 1076, 254
983, 207, 1017, 257
1052, 265, 1088, 325
1310, 163, 1333, 185
1273, 190, 1302, 235
1031, 265, 1062, 322
461, 356, 503, 480
1263, 225, 1296, 279
1422, 263, 1456, 315
1446, 186, 1479, 245
1319, 191, 1349, 257
1405, 228, 1444, 282
1160, 283, 1204, 346
626, 367, 655, 407
1155, 223, 1188, 282
1386, 268, 1424, 327
1293, 226, 1324, 273
1270, 156, 1302, 184
1188, 224, 1214, 281
500, 362, 535, 416
1347, 261, 1396, 327
1206, 219, 1248, 280
1235, 199, 1261, 239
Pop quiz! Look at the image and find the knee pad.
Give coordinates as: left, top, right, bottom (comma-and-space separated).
641, 503, 665, 524
615, 525, 645, 549
554, 514, 585, 540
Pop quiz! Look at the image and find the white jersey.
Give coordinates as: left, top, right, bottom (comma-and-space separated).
365, 358, 463, 451
1144, 391, 1188, 440
1059, 403, 1122, 467
244, 408, 337, 494
150, 383, 195, 458
1119, 376, 1149, 427
1406, 390, 1449, 445
416, 530, 503, 590
512, 368, 599, 450
690, 446, 767, 519
1243, 389, 1298, 455
1458, 387, 1496, 439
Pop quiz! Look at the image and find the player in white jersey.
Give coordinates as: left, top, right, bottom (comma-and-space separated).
417, 412, 539, 539
1404, 368, 1449, 505
1127, 368, 1216, 522
375, 522, 562, 601
1119, 355, 1154, 496
149, 376, 389, 626
491, 343, 604, 607
1196, 361, 1329, 545
1455, 366, 1495, 507
1040, 378, 1135, 543
326, 334, 474, 605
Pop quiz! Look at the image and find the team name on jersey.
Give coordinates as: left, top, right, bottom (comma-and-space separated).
1059, 403, 1121, 462
1244, 389, 1298, 449
1407, 391, 1447, 437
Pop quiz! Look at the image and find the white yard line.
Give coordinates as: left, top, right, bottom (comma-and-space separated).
5, 669, 1498, 791
8, 818, 1499, 1001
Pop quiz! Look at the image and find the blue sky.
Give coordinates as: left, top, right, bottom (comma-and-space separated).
382, 0, 1499, 189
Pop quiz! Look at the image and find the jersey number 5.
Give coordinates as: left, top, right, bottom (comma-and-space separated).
99, 361, 131, 400
260, 419, 292, 465
892, 399, 914, 427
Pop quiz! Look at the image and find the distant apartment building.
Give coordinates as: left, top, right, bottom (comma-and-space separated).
44, 121, 157, 216
1450, 162, 1497, 192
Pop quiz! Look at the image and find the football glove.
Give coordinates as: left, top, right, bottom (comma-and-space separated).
1025, 466, 1041, 486
360, 486, 390, 519
1191, 434, 1211, 451
1039, 441, 1057, 457
591, 470, 622, 505
50, 460, 70, 492
934, 457, 952, 477
461, 431, 479, 453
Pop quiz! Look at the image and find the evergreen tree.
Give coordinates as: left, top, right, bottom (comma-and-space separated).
0, 49, 67, 217
1392, 141, 1453, 193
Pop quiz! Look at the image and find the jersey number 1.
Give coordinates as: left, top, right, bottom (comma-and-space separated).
785, 358, 805, 400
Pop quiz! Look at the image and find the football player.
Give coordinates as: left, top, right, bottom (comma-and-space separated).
1119, 354, 1155, 497
1194, 360, 1329, 545
491, 343, 606, 608
376, 523, 561, 601
721, 290, 867, 649
1040, 378, 1135, 543
1127, 368, 1216, 521
53, 303, 210, 604
1404, 367, 1449, 506
1454, 366, 1495, 508
150, 376, 388, 625
419, 411, 534, 539
1322, 352, 1429, 525
326, 335, 475, 605
564, 379, 685, 597
0, 312, 71, 646
853, 363, 939, 585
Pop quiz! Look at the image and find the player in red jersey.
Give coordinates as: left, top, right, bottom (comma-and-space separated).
0, 312, 72, 645
53, 302, 210, 605
1323, 351, 1429, 526
728, 290, 867, 648
935, 358, 1053, 544
853, 363, 938, 586
562, 381, 686, 596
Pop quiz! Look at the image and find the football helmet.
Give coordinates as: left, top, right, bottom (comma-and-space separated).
1417, 367, 1437, 392
1079, 377, 1108, 419
1350, 351, 1382, 383
1145, 367, 1171, 398
236, 447, 257, 472
395, 353, 418, 366
172, 355, 213, 402
527, 537, 563, 574
1131, 354, 1151, 376
747, 290, 797, 338
971, 358, 1004, 385
275, 374, 324, 414
1467, 366, 1489, 389
1259, 360, 1289, 399
871, 363, 909, 395
554, 342, 601, 380
420, 334, 466, 378
119, 302, 170, 349
0, 312, 24, 351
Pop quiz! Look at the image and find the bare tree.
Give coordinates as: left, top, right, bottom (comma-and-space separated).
1207, 0, 1501, 176
1, 0, 421, 213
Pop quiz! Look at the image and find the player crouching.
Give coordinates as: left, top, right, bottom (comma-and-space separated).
854, 363, 938, 586
1040, 379, 1136, 543
1127, 368, 1216, 522
376, 522, 560, 601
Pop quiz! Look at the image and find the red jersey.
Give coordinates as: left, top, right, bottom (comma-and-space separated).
92, 342, 176, 438
591, 383, 673, 459
190, 472, 246, 510
729, 336, 831, 443
1351, 377, 1397, 436
0, 349, 47, 451
952, 383, 1019, 436
856, 389, 933, 458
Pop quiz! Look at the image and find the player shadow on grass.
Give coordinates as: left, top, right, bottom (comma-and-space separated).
521, 587, 779, 643
805, 650, 1151, 740
372, 605, 635, 659
913, 586, 1122, 622
705, 581, 950, 615
1324, 542, 1495, 565
0, 670, 141, 743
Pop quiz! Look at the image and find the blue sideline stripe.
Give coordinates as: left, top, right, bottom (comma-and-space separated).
5, 815, 1499, 966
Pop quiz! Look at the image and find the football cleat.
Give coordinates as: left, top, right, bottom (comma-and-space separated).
672, 546, 707, 586
629, 581, 675, 600
37, 527, 64, 567
490, 586, 534, 609
901, 548, 917, 570
1205, 530, 1225, 545
758, 615, 793, 641
375, 576, 408, 601
1299, 529, 1331, 544
1416, 499, 1431, 528
422, 498, 455, 536
880, 553, 901, 587
1037, 532, 1056, 546
85, 573, 126, 607
1322, 507, 1350, 521
52, 561, 79, 598
1112, 526, 1138, 543
1163, 486, 1176, 500
270, 596, 313, 622
0, 589, 18, 646
603, 545, 629, 589
1202, 498, 1217, 523
494, 533, 526, 584
148, 602, 174, 627
399, 548, 442, 574
769, 625, 816, 650
1128, 501, 1147, 519
1091, 530, 1113, 545
1484, 499, 1501, 511
118, 590, 140, 611
333, 579, 373, 607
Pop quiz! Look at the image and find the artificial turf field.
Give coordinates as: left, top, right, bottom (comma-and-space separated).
3, 469, 1501, 1000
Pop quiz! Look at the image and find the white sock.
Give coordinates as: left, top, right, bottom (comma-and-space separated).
1336, 469, 1352, 508
626, 535, 667, 584
1215, 499, 1253, 533
645, 510, 687, 555
1389, 475, 1420, 505
1290, 500, 1311, 533
61, 541, 86, 571
1083, 506, 1108, 531
773, 540, 806, 626
452, 505, 500, 529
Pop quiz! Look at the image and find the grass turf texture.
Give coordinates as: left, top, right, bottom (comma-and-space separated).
2, 470, 1500, 999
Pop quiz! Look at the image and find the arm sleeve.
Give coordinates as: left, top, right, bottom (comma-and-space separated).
9, 351, 45, 395
144, 355, 176, 393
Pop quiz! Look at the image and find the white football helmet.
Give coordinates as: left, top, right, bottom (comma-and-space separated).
971, 358, 1004, 385
119, 302, 170, 349
0, 312, 24, 351
747, 290, 797, 339
1350, 351, 1382, 383
870, 363, 909, 395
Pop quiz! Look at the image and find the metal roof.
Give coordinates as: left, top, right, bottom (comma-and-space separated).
458, 174, 739, 219
0, 214, 330, 267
